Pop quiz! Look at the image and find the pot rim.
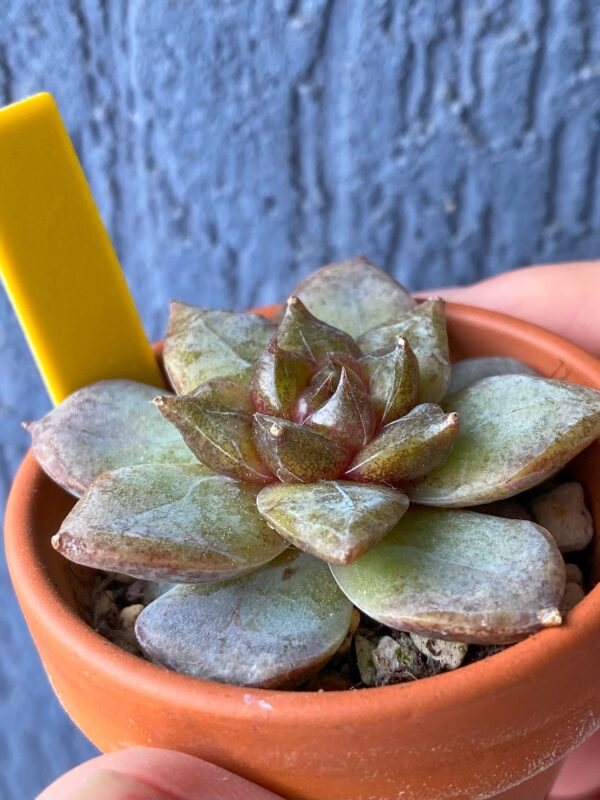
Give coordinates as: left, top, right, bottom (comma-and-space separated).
6, 301, 600, 727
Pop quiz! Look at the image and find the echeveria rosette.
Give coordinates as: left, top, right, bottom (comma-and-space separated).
26, 256, 600, 689
155, 292, 458, 565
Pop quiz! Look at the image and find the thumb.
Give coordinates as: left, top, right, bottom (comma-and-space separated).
421, 262, 600, 358
37, 748, 283, 800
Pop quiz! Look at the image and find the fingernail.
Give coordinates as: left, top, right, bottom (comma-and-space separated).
66, 769, 174, 800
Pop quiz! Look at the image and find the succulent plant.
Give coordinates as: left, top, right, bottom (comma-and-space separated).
27, 256, 600, 689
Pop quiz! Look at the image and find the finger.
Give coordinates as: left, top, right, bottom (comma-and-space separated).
417, 262, 600, 358
548, 728, 600, 799
37, 748, 283, 800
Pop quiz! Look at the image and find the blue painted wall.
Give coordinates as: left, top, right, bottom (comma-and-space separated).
1, 1, 600, 796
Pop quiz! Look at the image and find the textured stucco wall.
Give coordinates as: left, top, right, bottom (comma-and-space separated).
1, 1, 600, 795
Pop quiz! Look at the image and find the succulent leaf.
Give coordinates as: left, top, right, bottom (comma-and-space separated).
291, 255, 415, 337
277, 296, 362, 361
135, 549, 353, 688
331, 508, 566, 644
52, 464, 287, 582
250, 340, 314, 418
293, 353, 366, 423
154, 379, 273, 483
358, 298, 450, 403
448, 356, 539, 395
360, 337, 420, 425
294, 373, 337, 423
253, 414, 352, 482
410, 375, 600, 507
164, 302, 274, 394
304, 369, 376, 451
25, 380, 197, 497
256, 481, 409, 564
346, 403, 460, 484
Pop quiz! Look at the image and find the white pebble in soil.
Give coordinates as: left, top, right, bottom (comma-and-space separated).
409, 633, 468, 670
532, 483, 594, 553
355, 634, 376, 686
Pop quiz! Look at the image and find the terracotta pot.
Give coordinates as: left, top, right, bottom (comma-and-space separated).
5, 303, 600, 800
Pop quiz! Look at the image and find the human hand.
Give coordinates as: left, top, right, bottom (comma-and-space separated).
37, 748, 283, 799
427, 260, 600, 358
37, 261, 600, 800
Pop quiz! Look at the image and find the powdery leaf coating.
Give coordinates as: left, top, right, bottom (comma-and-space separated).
531, 482, 594, 553
26, 380, 197, 497
52, 464, 287, 583
410, 376, 600, 507
135, 549, 353, 688
346, 404, 460, 484
163, 302, 274, 394
360, 337, 420, 425
358, 298, 450, 403
291, 255, 415, 338
256, 481, 409, 564
277, 296, 362, 362
154, 380, 272, 483
253, 414, 352, 483
331, 508, 566, 644
304, 369, 376, 451
448, 356, 539, 395
250, 340, 314, 418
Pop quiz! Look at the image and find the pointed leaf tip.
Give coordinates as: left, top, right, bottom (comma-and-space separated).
257, 481, 409, 564
53, 464, 288, 583
346, 403, 459, 484
411, 375, 600, 507
331, 508, 566, 644
358, 298, 450, 403
250, 339, 314, 418
253, 414, 352, 482
361, 337, 420, 425
27, 380, 197, 497
277, 296, 362, 362
155, 379, 272, 483
304, 368, 376, 451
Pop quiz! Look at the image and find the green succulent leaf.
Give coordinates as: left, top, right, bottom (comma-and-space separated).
410, 375, 600, 507
163, 302, 274, 394
253, 414, 352, 482
346, 404, 460, 484
304, 369, 376, 451
256, 481, 409, 564
250, 340, 314, 418
448, 356, 538, 395
25, 380, 197, 497
135, 549, 353, 688
331, 508, 565, 644
291, 255, 415, 337
154, 379, 273, 483
52, 464, 287, 582
360, 337, 420, 425
277, 296, 362, 361
358, 298, 450, 403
